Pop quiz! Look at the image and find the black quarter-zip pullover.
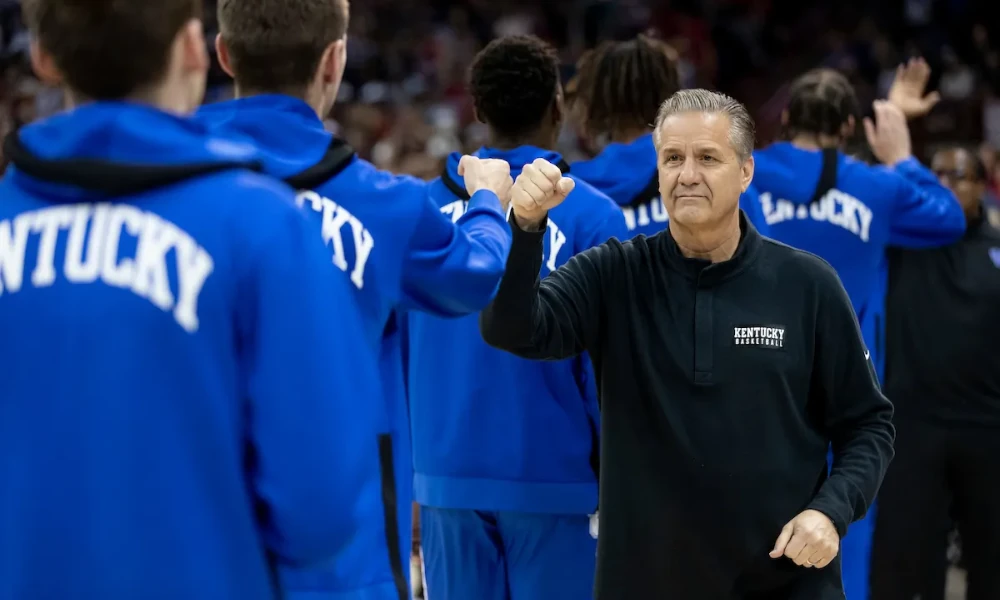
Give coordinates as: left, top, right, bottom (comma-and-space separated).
480, 212, 895, 600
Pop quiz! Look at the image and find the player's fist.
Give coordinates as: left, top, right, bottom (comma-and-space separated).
511, 158, 575, 231
458, 156, 513, 210
769, 509, 840, 569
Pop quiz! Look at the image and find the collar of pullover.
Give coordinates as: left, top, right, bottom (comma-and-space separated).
659, 210, 763, 286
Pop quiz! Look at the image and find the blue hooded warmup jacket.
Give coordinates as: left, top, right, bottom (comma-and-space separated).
0, 102, 383, 600
407, 146, 627, 515
196, 94, 511, 600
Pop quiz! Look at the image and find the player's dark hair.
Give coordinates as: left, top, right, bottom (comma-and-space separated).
468, 35, 560, 139
572, 35, 681, 141
218, 0, 349, 94
784, 68, 860, 140
23, 0, 202, 100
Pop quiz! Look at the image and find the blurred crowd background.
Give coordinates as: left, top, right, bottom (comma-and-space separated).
2, 0, 1000, 208
1, 1, 996, 598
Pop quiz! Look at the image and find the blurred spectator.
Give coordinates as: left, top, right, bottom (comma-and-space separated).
3, 0, 1000, 187
874, 146, 1000, 600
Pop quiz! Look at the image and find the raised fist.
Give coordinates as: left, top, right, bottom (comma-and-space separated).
510, 158, 575, 231
458, 156, 513, 211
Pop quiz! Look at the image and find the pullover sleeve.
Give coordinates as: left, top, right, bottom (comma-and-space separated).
806, 264, 896, 536
479, 214, 614, 361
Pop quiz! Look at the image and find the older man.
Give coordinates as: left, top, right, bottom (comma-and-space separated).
479, 89, 895, 599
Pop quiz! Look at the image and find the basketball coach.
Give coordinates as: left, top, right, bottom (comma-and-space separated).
479, 89, 895, 600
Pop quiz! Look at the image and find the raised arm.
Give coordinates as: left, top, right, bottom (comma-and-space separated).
882, 56, 964, 246
863, 98, 964, 247
805, 263, 896, 537
400, 158, 513, 316
479, 158, 610, 360
885, 158, 965, 247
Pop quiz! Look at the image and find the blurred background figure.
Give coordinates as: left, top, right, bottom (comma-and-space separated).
749, 63, 966, 600
871, 146, 1000, 600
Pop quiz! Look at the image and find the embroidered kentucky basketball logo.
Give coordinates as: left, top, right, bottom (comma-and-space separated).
733, 325, 785, 348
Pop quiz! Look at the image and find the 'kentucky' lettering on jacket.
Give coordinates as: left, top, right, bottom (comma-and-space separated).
759, 189, 873, 242
0, 203, 213, 332
296, 190, 374, 290
621, 197, 670, 232
444, 198, 568, 271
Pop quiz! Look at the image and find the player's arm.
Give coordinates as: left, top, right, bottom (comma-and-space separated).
806, 262, 896, 537
400, 157, 516, 316
885, 158, 966, 247
238, 196, 383, 566
864, 99, 964, 247
399, 186, 511, 316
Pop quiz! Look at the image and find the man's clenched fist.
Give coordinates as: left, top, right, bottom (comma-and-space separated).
769, 509, 840, 569
511, 158, 575, 231
458, 156, 513, 210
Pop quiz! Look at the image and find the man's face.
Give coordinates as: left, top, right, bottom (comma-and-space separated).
656, 111, 752, 227
931, 148, 984, 214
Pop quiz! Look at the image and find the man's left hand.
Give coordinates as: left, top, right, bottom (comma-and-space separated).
769, 509, 839, 568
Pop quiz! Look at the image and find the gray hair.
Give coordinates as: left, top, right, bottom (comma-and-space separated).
652, 89, 755, 162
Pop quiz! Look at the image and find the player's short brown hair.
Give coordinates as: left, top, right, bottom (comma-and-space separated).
23, 0, 202, 100
218, 0, 350, 93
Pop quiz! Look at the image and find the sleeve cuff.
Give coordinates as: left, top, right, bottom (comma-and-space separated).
508, 211, 548, 237
805, 499, 851, 539
468, 189, 504, 214
891, 156, 923, 176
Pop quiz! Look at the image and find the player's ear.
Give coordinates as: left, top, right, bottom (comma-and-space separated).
780, 109, 789, 126
29, 40, 61, 86
177, 19, 208, 76
320, 39, 347, 85
171, 19, 210, 81
215, 33, 235, 79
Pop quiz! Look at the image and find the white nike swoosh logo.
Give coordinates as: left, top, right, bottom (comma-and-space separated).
864, 350, 870, 360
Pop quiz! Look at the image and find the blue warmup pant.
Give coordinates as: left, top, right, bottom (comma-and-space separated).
841, 501, 877, 600
420, 507, 596, 600
829, 448, 876, 600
